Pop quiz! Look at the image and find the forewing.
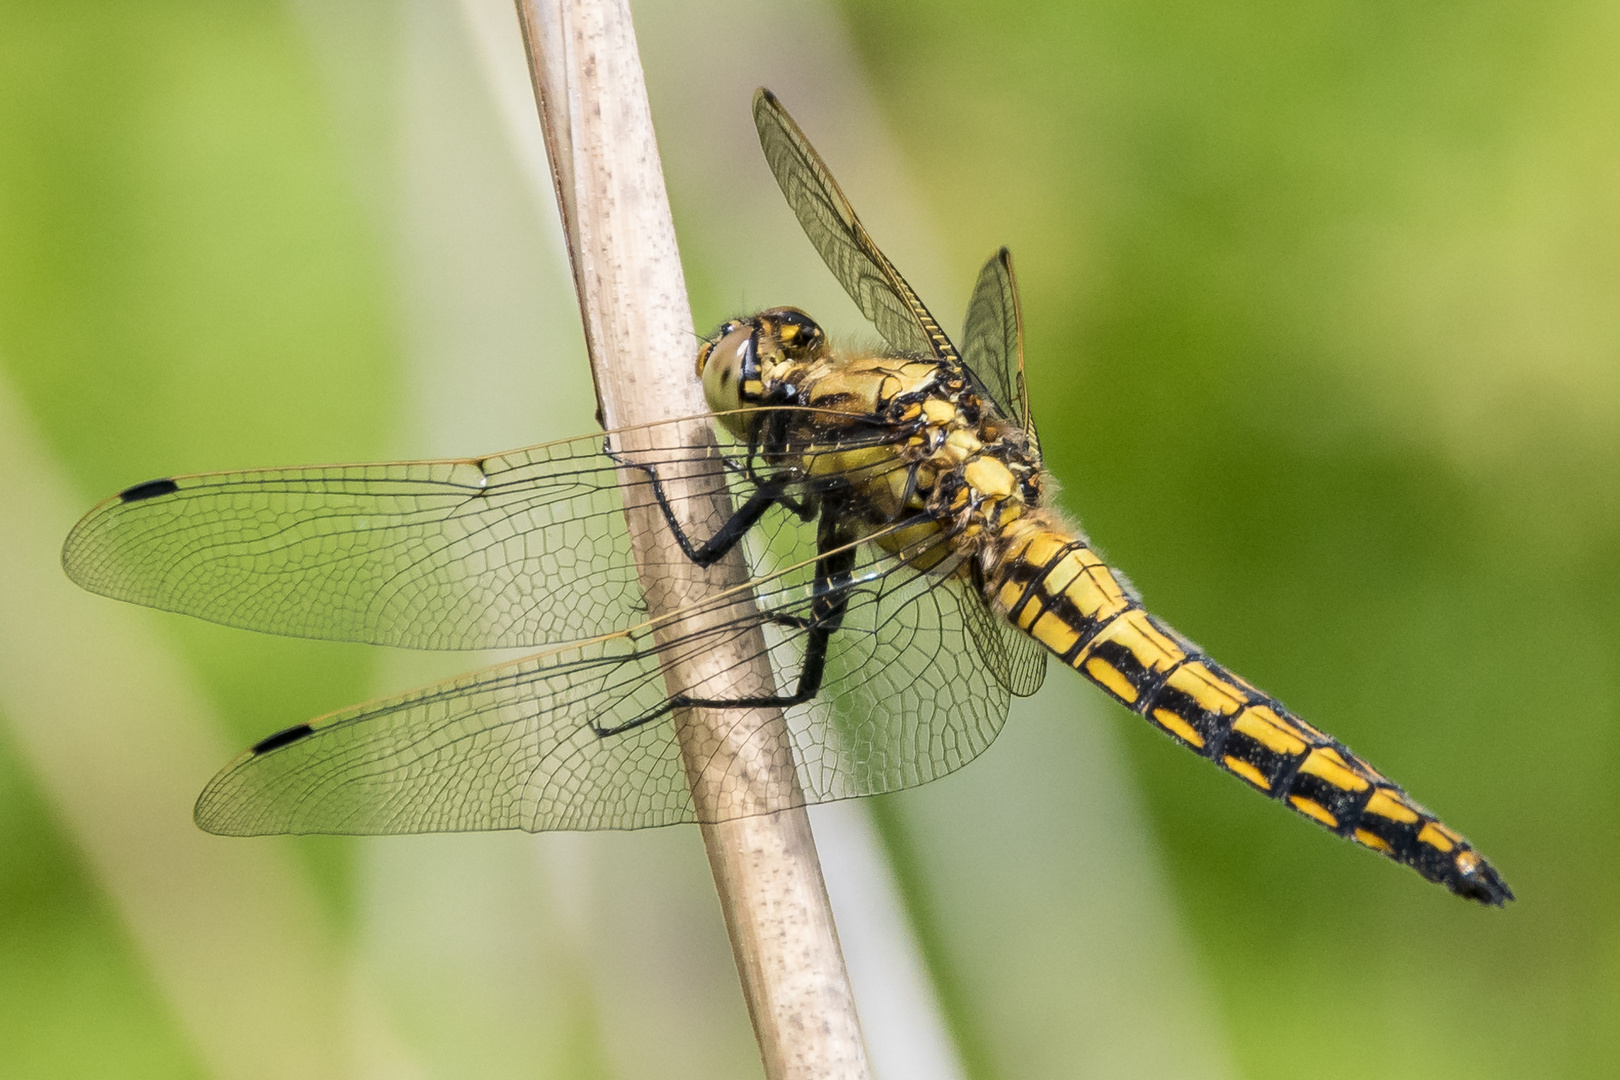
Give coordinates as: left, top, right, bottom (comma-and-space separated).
960, 575, 1048, 697
62, 416, 907, 651
754, 90, 956, 363
961, 247, 1040, 452
62, 429, 691, 650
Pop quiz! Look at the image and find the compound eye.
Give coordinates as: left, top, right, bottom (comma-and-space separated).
700, 323, 755, 419
695, 320, 742, 377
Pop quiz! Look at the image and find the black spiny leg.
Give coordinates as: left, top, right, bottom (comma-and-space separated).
609, 442, 796, 566
591, 508, 857, 737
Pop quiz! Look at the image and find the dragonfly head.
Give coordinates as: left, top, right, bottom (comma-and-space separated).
697, 308, 825, 437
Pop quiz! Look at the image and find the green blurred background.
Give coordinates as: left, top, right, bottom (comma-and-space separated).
2, 1, 1615, 1078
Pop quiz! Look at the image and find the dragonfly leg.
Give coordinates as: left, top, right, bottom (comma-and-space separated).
610, 447, 790, 566
590, 511, 856, 738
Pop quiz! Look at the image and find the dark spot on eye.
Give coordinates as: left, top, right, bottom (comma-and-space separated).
251, 723, 315, 754
720, 369, 731, 386
119, 478, 179, 503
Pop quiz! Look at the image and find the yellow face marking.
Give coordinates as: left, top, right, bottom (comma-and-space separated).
1063, 566, 1130, 621
1297, 747, 1371, 793
1031, 610, 1080, 656
1152, 708, 1205, 748
1363, 789, 1420, 824
1163, 663, 1246, 717
742, 379, 764, 398
1354, 828, 1393, 853
964, 457, 1015, 500
1289, 795, 1339, 829
1417, 822, 1455, 853
1224, 756, 1271, 791
1085, 657, 1138, 703
1232, 706, 1308, 757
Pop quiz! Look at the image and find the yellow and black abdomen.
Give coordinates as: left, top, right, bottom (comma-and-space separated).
989, 518, 1512, 906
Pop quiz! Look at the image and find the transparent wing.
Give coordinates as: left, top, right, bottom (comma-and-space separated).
961, 247, 1040, 454
196, 634, 702, 834
960, 576, 1047, 697
957, 248, 1047, 695
61, 414, 907, 651
785, 548, 1012, 801
195, 530, 1013, 835
754, 91, 981, 372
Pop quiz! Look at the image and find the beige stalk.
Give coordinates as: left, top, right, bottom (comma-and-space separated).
511, 2, 871, 1076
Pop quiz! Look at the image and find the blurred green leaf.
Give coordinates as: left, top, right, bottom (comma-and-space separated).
843, 0, 1620, 1076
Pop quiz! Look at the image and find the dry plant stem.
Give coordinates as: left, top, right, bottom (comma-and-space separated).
512, 2, 871, 1076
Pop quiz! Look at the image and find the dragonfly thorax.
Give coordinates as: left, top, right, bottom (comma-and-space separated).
700, 309, 1045, 573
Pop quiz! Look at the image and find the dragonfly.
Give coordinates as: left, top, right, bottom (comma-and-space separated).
62, 88, 1511, 905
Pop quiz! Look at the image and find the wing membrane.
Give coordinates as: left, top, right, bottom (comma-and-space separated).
196, 530, 1013, 834
62, 414, 908, 651
802, 559, 1011, 793
960, 576, 1047, 697
196, 635, 697, 834
754, 93, 946, 357
753, 89, 1012, 419
961, 247, 1040, 452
